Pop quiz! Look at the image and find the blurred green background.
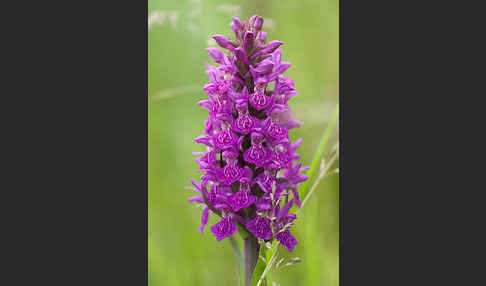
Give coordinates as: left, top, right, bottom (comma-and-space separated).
148, 0, 339, 285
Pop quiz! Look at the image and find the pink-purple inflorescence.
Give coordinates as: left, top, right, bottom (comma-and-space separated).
186, 15, 308, 252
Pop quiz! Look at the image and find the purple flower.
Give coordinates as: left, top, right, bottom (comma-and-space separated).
233, 114, 258, 134
211, 217, 237, 242
198, 207, 210, 234
213, 35, 236, 51
219, 163, 243, 185
232, 102, 259, 134
195, 148, 217, 171
242, 132, 271, 167
246, 216, 273, 240
231, 17, 243, 35
264, 41, 284, 54
274, 199, 297, 228
187, 15, 308, 249
271, 142, 291, 169
213, 129, 238, 150
264, 119, 288, 140
250, 40, 284, 60
206, 47, 224, 64
259, 32, 267, 44
277, 163, 309, 208
276, 230, 298, 252
244, 144, 271, 167
253, 58, 274, 75
273, 200, 298, 251
234, 47, 249, 65
255, 195, 272, 211
244, 31, 255, 52
238, 165, 253, 184
228, 190, 256, 212
255, 169, 276, 193
253, 16, 263, 32
249, 91, 272, 111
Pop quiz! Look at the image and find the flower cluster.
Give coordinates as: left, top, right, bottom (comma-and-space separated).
187, 15, 308, 252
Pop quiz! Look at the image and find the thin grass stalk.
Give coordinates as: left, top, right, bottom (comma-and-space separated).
256, 242, 279, 286
299, 151, 339, 212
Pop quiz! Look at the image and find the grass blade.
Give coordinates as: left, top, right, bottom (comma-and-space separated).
229, 236, 245, 286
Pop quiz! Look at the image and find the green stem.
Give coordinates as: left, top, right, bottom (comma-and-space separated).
244, 235, 260, 286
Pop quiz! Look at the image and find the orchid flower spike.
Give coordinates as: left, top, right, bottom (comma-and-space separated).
187, 15, 307, 253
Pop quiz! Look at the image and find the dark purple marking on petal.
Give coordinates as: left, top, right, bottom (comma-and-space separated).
246, 216, 273, 240
210, 218, 237, 242
276, 229, 298, 252
249, 92, 271, 111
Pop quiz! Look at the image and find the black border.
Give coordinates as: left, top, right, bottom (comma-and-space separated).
8, 1, 149, 284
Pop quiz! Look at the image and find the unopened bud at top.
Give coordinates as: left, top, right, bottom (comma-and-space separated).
254, 16, 264, 32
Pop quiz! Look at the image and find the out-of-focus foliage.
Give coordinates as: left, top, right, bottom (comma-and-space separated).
148, 0, 338, 285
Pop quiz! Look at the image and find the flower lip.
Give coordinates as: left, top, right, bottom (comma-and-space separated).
249, 92, 272, 111
228, 190, 256, 212
233, 114, 257, 134
244, 145, 270, 167
246, 216, 273, 240
276, 229, 298, 252
211, 218, 237, 242
214, 129, 238, 149
266, 120, 288, 140
220, 164, 243, 185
